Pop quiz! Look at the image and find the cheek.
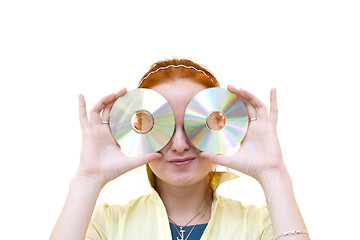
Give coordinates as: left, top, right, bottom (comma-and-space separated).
148, 159, 161, 172
198, 158, 216, 171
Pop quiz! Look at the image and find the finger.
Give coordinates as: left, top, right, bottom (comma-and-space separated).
126, 152, 163, 171
115, 88, 127, 98
239, 96, 257, 120
90, 93, 118, 124
101, 88, 127, 122
78, 94, 90, 130
227, 84, 238, 94
227, 85, 257, 120
200, 152, 232, 168
142, 152, 163, 164
238, 88, 268, 120
269, 88, 278, 125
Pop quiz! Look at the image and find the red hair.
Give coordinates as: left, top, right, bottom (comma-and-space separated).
138, 59, 220, 88
140, 59, 221, 185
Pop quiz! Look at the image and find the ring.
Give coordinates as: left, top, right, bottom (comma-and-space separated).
101, 121, 109, 124
249, 118, 257, 122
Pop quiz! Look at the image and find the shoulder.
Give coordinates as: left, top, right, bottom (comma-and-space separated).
215, 194, 270, 222
93, 193, 153, 219
87, 194, 155, 239
210, 194, 272, 238
217, 194, 266, 209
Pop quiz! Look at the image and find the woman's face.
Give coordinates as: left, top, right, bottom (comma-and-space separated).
148, 79, 215, 187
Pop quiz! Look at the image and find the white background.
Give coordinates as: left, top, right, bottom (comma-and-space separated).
1, 1, 359, 239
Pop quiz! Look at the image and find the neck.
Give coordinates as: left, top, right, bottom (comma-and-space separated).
155, 176, 213, 226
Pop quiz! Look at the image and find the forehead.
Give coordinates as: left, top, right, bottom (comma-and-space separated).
150, 79, 206, 110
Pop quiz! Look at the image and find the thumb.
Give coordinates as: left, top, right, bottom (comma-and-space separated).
132, 152, 163, 168
200, 152, 232, 168
143, 152, 163, 164
114, 152, 162, 177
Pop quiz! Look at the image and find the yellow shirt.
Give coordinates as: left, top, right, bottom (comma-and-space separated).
86, 170, 273, 240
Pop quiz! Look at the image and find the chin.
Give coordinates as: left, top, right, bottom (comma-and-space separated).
149, 160, 212, 187
168, 171, 209, 187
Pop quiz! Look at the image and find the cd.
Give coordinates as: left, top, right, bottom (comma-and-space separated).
109, 88, 175, 154
184, 87, 249, 154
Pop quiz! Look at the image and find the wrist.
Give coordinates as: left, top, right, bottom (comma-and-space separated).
72, 170, 107, 191
257, 165, 308, 238
257, 164, 292, 191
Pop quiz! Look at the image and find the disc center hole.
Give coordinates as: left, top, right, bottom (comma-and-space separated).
206, 111, 226, 131
131, 110, 154, 134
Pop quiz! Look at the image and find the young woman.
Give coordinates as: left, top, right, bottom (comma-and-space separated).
50, 59, 309, 240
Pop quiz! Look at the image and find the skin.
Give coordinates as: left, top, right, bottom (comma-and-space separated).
148, 80, 215, 224
50, 78, 309, 239
148, 80, 214, 187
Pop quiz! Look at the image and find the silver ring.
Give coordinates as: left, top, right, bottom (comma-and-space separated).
249, 118, 257, 122
101, 121, 109, 124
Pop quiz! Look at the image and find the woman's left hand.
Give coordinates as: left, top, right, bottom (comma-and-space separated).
200, 86, 286, 184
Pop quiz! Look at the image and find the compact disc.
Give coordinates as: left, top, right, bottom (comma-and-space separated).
184, 87, 248, 154
109, 88, 175, 154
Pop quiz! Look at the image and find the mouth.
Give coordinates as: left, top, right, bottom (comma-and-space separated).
168, 156, 196, 167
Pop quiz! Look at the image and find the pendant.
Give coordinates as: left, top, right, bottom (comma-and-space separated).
176, 227, 185, 240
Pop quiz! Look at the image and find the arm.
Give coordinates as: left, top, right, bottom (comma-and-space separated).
50, 90, 162, 240
201, 87, 309, 240
260, 168, 308, 239
50, 174, 103, 240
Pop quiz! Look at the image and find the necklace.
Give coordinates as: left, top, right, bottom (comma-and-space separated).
168, 203, 209, 240
168, 201, 208, 228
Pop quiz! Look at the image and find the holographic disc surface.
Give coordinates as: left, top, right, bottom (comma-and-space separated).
109, 88, 175, 155
184, 87, 248, 154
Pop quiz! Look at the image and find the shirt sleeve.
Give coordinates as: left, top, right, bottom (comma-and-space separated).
257, 206, 273, 240
85, 203, 111, 240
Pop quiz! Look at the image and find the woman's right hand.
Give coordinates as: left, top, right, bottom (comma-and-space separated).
77, 88, 162, 187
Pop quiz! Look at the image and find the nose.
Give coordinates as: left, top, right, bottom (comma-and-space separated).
170, 128, 190, 152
